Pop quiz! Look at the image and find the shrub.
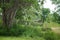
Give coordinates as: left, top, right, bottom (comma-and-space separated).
0, 24, 60, 40
23, 26, 52, 37
0, 24, 25, 36
42, 30, 59, 40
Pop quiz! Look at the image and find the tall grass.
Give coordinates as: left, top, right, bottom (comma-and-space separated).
43, 22, 60, 27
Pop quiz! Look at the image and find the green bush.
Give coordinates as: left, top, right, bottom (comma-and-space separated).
0, 24, 25, 36
23, 27, 51, 37
22, 26, 60, 40
23, 26, 42, 37
43, 30, 59, 40
0, 24, 60, 40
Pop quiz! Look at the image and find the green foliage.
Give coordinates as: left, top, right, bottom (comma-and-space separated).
51, 0, 60, 22
22, 26, 60, 40
0, 8, 2, 13
23, 27, 42, 37
1, 0, 38, 9
52, 12, 60, 23
41, 8, 50, 23
0, 23, 60, 40
0, 0, 60, 40
51, 0, 60, 4
43, 30, 59, 40
42, 8, 50, 15
16, 9, 24, 19
0, 24, 25, 36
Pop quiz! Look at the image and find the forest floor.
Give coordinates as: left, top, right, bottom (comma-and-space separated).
51, 27, 60, 34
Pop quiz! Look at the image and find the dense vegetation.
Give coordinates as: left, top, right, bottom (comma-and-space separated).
0, 0, 60, 40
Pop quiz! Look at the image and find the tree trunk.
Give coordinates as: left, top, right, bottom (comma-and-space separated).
2, 0, 19, 29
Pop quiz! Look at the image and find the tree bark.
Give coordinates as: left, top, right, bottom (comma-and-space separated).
2, 0, 19, 29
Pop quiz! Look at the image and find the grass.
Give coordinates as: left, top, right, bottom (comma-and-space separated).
43, 22, 60, 27
0, 36, 45, 40
43, 22, 60, 34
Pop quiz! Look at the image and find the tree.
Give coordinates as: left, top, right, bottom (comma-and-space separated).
51, 0, 60, 14
2, 0, 19, 28
0, 0, 38, 29
52, 12, 60, 23
51, 0, 60, 23
41, 8, 50, 23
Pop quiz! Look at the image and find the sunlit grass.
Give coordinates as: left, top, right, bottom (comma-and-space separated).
43, 22, 60, 27
0, 36, 45, 40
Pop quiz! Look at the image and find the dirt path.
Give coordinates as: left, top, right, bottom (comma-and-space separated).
51, 27, 60, 34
